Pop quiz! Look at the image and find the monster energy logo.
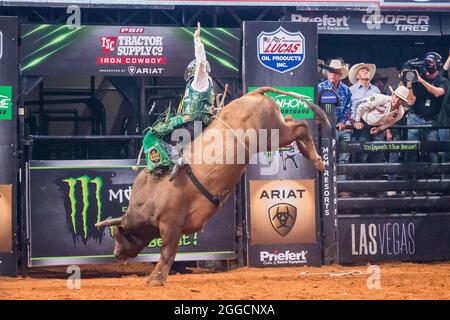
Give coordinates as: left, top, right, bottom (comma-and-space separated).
63, 175, 103, 239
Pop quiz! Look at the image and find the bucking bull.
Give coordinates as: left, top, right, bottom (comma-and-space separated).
96, 87, 330, 286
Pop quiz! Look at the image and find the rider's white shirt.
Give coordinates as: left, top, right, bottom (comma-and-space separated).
191, 37, 211, 93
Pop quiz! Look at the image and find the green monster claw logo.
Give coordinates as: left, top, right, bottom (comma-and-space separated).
62, 175, 103, 239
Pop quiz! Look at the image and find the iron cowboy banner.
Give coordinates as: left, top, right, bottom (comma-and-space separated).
243, 22, 322, 267
21, 25, 240, 77
27, 160, 235, 266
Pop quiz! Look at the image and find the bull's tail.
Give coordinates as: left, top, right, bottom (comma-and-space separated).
249, 86, 331, 129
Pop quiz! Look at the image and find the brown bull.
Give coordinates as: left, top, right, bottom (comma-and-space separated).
96, 87, 330, 286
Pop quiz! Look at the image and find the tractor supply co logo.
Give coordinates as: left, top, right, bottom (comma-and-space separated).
269, 203, 297, 237
97, 29, 166, 69
0, 86, 12, 120
249, 180, 316, 245
248, 86, 314, 119
100, 36, 118, 54
62, 175, 104, 240
259, 249, 308, 266
257, 26, 305, 73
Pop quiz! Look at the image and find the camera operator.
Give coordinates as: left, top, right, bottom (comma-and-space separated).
438, 50, 450, 164
406, 52, 449, 163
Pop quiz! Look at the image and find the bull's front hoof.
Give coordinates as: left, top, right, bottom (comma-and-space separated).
147, 279, 166, 287
314, 157, 326, 172
147, 275, 166, 287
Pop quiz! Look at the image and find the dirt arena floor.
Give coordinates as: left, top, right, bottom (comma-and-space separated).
1, 261, 450, 300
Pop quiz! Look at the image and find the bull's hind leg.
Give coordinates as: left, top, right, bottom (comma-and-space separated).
147, 224, 181, 287
281, 118, 325, 172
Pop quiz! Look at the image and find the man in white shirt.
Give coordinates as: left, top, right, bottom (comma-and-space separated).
353, 85, 409, 162
349, 63, 380, 120
348, 63, 380, 163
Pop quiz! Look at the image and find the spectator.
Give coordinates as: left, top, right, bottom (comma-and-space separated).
318, 59, 352, 181
353, 85, 409, 164
386, 80, 414, 166
406, 52, 449, 163
348, 63, 381, 163
438, 50, 450, 164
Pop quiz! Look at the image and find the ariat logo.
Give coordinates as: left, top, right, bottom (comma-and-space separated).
268, 203, 297, 236
128, 65, 136, 75
149, 148, 161, 164
62, 175, 103, 239
260, 188, 305, 200
249, 180, 316, 245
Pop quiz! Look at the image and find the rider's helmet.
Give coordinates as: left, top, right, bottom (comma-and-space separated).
184, 59, 211, 82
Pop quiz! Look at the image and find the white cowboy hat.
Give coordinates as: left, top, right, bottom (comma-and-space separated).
389, 85, 409, 103
319, 59, 349, 79
348, 63, 376, 85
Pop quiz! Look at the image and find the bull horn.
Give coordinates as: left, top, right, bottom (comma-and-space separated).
95, 217, 122, 228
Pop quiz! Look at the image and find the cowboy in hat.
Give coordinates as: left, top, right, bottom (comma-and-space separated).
349, 63, 380, 121
318, 59, 351, 131
318, 58, 352, 178
353, 86, 409, 164
354, 85, 409, 134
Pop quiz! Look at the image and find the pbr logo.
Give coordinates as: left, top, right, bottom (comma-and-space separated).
268, 203, 297, 237
257, 26, 305, 73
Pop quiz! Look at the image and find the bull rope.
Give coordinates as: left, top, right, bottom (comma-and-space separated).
299, 270, 364, 277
